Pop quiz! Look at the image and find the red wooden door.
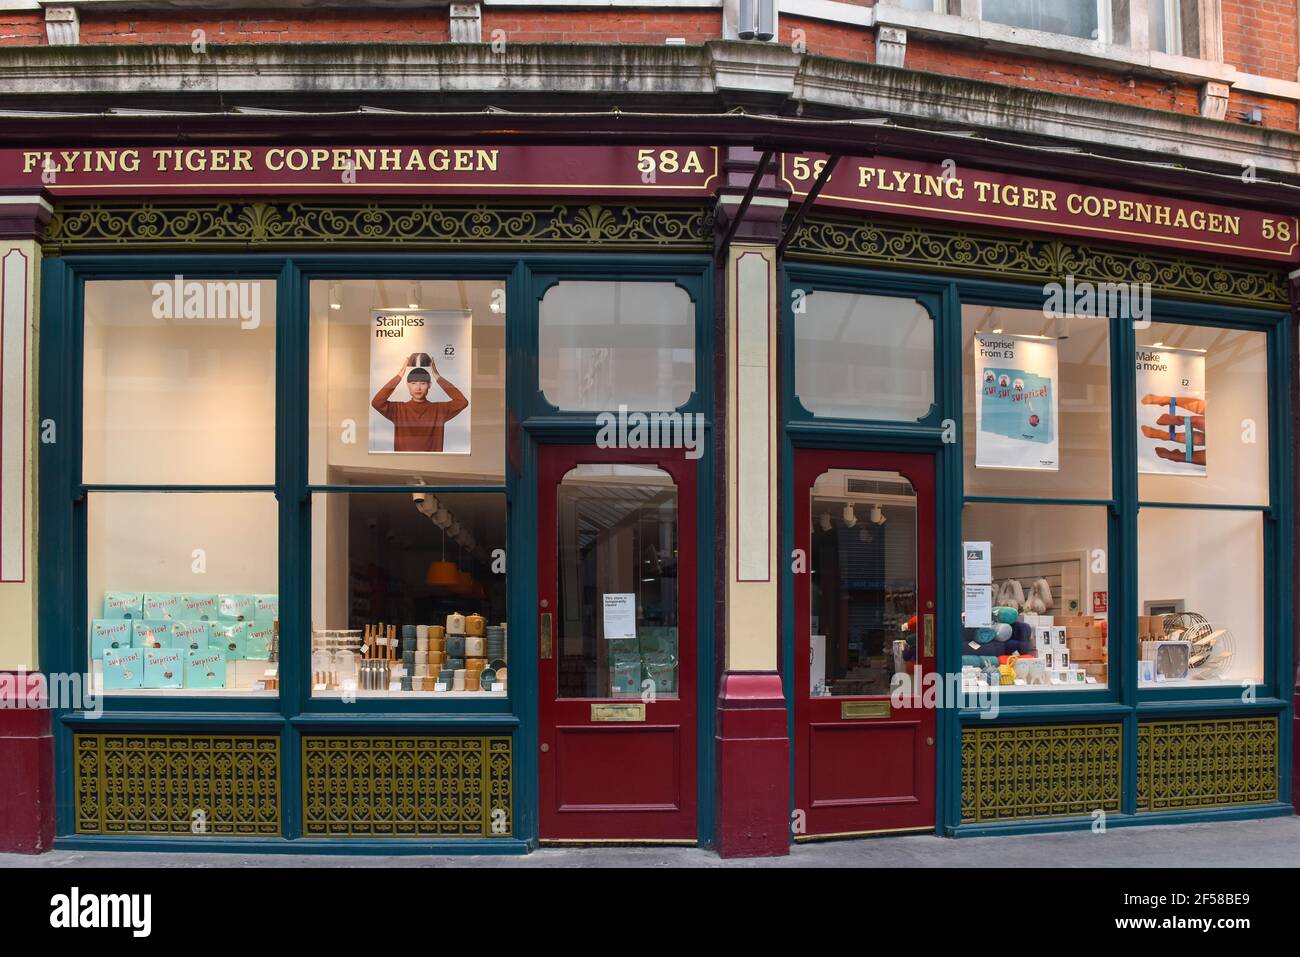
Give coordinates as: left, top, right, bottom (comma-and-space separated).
793, 449, 937, 838
537, 444, 698, 841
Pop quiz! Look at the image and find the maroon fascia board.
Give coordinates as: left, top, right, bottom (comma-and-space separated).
1, 112, 1298, 215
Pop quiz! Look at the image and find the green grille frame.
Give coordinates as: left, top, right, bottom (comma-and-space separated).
75, 733, 282, 836
961, 723, 1123, 823
301, 735, 513, 838
1137, 716, 1279, 812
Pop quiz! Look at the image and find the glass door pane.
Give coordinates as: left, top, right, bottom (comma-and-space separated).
810, 469, 917, 697
555, 464, 678, 700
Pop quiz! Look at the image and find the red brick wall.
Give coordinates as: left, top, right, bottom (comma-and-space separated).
80, 11, 449, 44
0, 12, 43, 45
481, 10, 718, 45
1222, 0, 1299, 82
781, 15, 865, 62
0, 6, 1293, 129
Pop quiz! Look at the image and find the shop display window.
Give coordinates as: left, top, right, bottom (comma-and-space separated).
962, 304, 1111, 499
1137, 508, 1264, 687
555, 465, 679, 700
1136, 324, 1268, 508
794, 291, 934, 422
808, 469, 917, 697
83, 278, 277, 485
960, 503, 1109, 690
310, 492, 507, 697
538, 281, 695, 411
308, 278, 506, 485
86, 493, 279, 696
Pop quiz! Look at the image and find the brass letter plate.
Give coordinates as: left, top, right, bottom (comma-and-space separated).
841, 701, 890, 720
591, 703, 646, 722
924, 613, 935, 658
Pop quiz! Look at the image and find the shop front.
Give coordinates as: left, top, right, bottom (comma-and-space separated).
0, 130, 1293, 855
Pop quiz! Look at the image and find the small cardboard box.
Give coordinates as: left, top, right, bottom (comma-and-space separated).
142, 592, 183, 620
1067, 635, 1105, 662
253, 594, 279, 622
102, 591, 143, 620
218, 594, 258, 622
610, 655, 641, 695
210, 621, 249, 659
245, 621, 274, 660
177, 593, 218, 621
131, 619, 171, 650
169, 620, 211, 653
102, 648, 144, 690
143, 648, 185, 689
90, 619, 134, 659
1050, 626, 1068, 649
185, 650, 227, 690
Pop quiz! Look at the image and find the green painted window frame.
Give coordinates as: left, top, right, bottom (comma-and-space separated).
39, 251, 718, 847
781, 261, 1295, 834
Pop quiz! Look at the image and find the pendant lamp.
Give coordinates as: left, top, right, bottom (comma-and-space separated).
426, 526, 459, 586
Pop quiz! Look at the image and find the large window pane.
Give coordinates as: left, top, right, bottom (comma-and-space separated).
83, 279, 276, 485
556, 465, 678, 700
309, 279, 505, 486
1137, 324, 1268, 507
539, 281, 695, 411
983, 0, 1101, 39
962, 503, 1109, 690
87, 493, 278, 696
963, 305, 1111, 498
1138, 508, 1263, 686
810, 469, 917, 697
310, 491, 507, 697
796, 292, 935, 422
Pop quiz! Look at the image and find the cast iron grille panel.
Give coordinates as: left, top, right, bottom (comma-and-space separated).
1137, 716, 1278, 812
301, 735, 513, 837
75, 733, 281, 836
961, 722, 1122, 823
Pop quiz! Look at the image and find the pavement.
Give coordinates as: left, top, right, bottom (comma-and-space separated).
2, 815, 1298, 867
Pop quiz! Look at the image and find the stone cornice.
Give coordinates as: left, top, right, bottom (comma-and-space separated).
0, 41, 1297, 179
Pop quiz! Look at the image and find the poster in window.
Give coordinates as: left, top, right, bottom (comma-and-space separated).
1136, 345, 1205, 476
974, 333, 1059, 471
368, 309, 472, 454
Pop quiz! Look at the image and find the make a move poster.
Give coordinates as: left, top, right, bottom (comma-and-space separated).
368, 309, 473, 454
974, 333, 1059, 471
1136, 345, 1206, 477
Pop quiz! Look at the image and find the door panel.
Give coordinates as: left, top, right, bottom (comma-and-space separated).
794, 449, 937, 837
538, 445, 697, 841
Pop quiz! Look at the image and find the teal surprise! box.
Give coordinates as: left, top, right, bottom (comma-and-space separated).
253, 594, 279, 622
185, 650, 227, 690
103, 591, 143, 619
178, 593, 218, 620
610, 655, 642, 695
102, 648, 144, 690
90, 619, 133, 659
244, 621, 274, 660
143, 648, 184, 689
142, 592, 183, 620
210, 621, 249, 659
131, 619, 171, 650
169, 620, 211, 653
218, 594, 257, 622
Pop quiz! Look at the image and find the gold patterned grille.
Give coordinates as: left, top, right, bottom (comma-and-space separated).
301, 735, 513, 837
43, 201, 711, 252
1137, 717, 1278, 812
75, 733, 281, 836
961, 723, 1123, 823
790, 214, 1288, 308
